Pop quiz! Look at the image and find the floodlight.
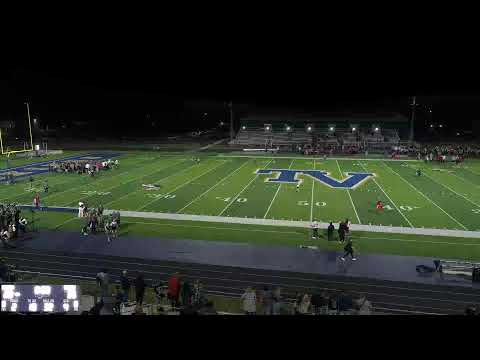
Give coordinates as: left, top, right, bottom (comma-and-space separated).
286, 126, 291, 131
439, 124, 443, 128
352, 127, 356, 131
430, 124, 434, 128
374, 127, 379, 132
329, 127, 334, 131
307, 126, 312, 131
241, 126, 246, 130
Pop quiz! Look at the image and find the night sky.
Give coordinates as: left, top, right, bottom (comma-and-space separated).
2, 54, 480, 137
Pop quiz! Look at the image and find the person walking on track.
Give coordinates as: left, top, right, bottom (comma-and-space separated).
340, 239, 356, 261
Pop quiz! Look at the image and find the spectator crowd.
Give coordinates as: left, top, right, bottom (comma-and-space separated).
49, 159, 118, 177
90, 270, 216, 315
239, 286, 373, 315
0, 203, 28, 249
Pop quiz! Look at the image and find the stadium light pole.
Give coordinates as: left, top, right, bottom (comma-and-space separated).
25, 102, 34, 151
409, 96, 416, 142
229, 101, 234, 141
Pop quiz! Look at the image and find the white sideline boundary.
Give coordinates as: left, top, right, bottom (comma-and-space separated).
197, 139, 228, 151
29, 204, 480, 239
101, 209, 480, 239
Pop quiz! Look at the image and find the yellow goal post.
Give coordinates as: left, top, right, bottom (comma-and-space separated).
0, 102, 35, 156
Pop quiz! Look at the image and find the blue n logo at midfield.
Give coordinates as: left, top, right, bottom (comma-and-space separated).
256, 169, 374, 189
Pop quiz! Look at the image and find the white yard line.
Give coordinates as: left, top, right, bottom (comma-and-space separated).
465, 166, 480, 176
383, 162, 468, 231
177, 160, 251, 213
310, 159, 315, 222
218, 160, 273, 216
263, 159, 295, 219
103, 159, 197, 207
359, 162, 414, 228
449, 172, 480, 188
137, 160, 226, 211
62, 158, 192, 207
421, 169, 480, 208
335, 159, 361, 224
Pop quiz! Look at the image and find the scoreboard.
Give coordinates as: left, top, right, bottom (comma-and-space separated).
1, 285, 81, 313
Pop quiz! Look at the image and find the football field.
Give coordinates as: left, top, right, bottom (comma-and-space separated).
2, 151, 480, 231
2, 151, 480, 261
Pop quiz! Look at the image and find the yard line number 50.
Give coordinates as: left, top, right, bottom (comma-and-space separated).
297, 201, 327, 207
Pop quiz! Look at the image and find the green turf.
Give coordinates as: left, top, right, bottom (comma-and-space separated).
3, 151, 480, 260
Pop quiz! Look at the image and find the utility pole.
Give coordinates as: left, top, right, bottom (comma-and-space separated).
410, 96, 416, 142
229, 101, 234, 141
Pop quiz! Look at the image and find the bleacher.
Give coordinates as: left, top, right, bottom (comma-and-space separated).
231, 113, 407, 152
230, 127, 313, 147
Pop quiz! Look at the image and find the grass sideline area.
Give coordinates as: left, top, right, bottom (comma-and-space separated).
2, 150, 480, 260
19, 211, 480, 261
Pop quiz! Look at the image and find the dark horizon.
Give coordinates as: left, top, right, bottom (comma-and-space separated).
2, 66, 480, 137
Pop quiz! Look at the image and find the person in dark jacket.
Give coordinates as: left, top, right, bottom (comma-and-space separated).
261, 286, 273, 315
180, 279, 192, 306
134, 274, 146, 305
338, 221, 346, 243
113, 285, 123, 314
340, 239, 356, 261
327, 222, 335, 241
0, 258, 7, 281
120, 270, 130, 302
